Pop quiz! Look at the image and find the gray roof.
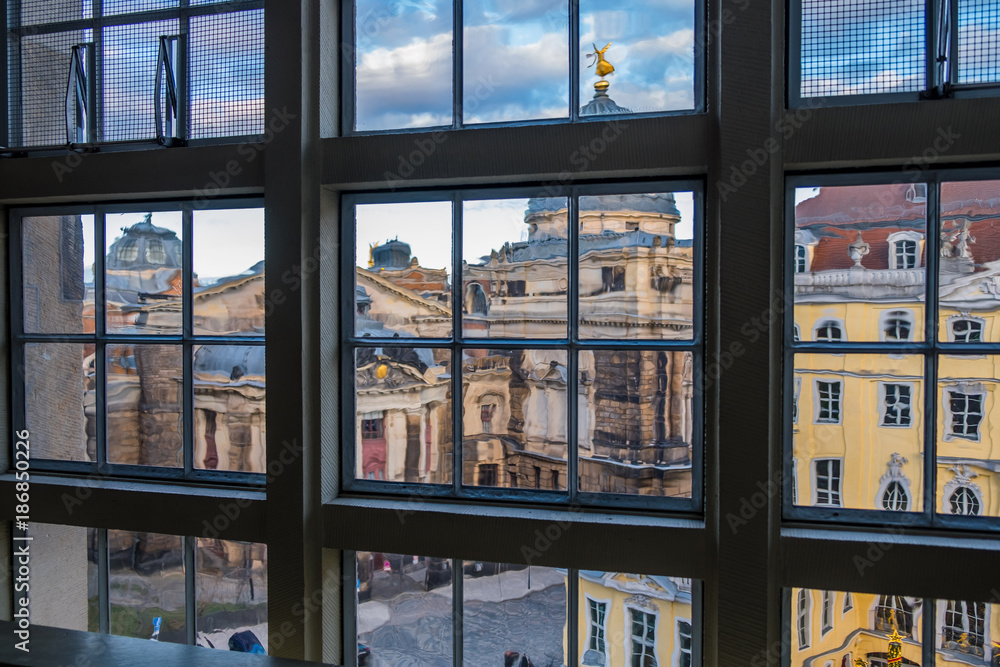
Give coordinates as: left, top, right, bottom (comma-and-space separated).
526, 192, 680, 218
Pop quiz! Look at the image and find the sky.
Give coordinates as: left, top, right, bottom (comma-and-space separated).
355, 192, 695, 275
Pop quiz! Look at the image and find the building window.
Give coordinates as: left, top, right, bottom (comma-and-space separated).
797, 589, 811, 649
821, 590, 833, 634
677, 619, 693, 667
480, 403, 496, 434
844, 592, 854, 613
477, 463, 498, 487
947, 390, 984, 440
813, 459, 842, 507
816, 381, 842, 423
814, 320, 844, 342
949, 486, 981, 516
891, 240, 919, 270
951, 318, 984, 342
629, 608, 658, 667
881, 383, 912, 427
793, 324, 801, 342
361, 418, 383, 440
942, 601, 986, 655
874, 595, 915, 636
881, 481, 910, 512
881, 310, 913, 342
587, 598, 607, 659
794, 244, 808, 273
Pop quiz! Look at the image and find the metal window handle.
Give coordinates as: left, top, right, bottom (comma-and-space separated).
66, 43, 92, 145
155, 35, 186, 146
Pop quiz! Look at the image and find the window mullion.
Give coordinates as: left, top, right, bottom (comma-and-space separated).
92, 0, 104, 142
922, 596, 935, 666
567, 567, 579, 667
452, 192, 462, 494
568, 193, 579, 504
569, 0, 580, 122
452, 557, 463, 667
98, 526, 109, 633
185, 535, 196, 645
926, 178, 941, 524
452, 0, 463, 129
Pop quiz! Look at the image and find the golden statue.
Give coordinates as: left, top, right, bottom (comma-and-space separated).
368, 242, 376, 268
587, 42, 615, 92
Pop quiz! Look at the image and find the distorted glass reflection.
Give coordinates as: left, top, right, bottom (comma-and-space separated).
934, 600, 999, 665
106, 344, 183, 467
937, 354, 1000, 518
794, 184, 927, 343
578, 192, 695, 339
938, 181, 1000, 342
356, 552, 453, 666
22, 214, 94, 334
463, 0, 568, 123
195, 538, 268, 652
789, 589, 923, 667
579, 350, 693, 497
27, 523, 99, 633
462, 348, 568, 490
193, 208, 264, 336
354, 0, 453, 131
193, 346, 266, 472
108, 530, 186, 644
355, 201, 453, 339
106, 211, 184, 335
463, 562, 565, 666
354, 347, 453, 483
792, 354, 924, 512
463, 197, 568, 339
25, 343, 92, 461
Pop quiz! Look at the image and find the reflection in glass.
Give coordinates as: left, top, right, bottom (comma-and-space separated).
579, 350, 693, 497
25, 343, 92, 462
577, 571, 694, 667
937, 355, 1000, 518
355, 0, 453, 131
578, 193, 695, 340
193, 209, 265, 336
107, 344, 183, 467
789, 589, 922, 667
108, 530, 186, 644
28, 523, 98, 633
193, 346, 266, 472
792, 354, 923, 512
463, 0, 568, 123
794, 184, 927, 343
22, 215, 94, 334
935, 599, 998, 664
939, 180, 1000, 342
462, 349, 568, 490
463, 197, 567, 339
355, 202, 453, 338
957, 0, 1000, 85
463, 563, 565, 666
357, 552, 453, 666
106, 212, 184, 335
196, 539, 268, 651
355, 347, 452, 483
579, 1, 695, 115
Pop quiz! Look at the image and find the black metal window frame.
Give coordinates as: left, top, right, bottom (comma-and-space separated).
787, 0, 1000, 108
338, 0, 707, 136
783, 168, 1000, 531
340, 179, 705, 513
1, 0, 265, 151
9, 197, 266, 486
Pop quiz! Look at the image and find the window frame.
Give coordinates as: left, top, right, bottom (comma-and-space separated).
813, 379, 842, 424
811, 458, 842, 508
880, 382, 914, 428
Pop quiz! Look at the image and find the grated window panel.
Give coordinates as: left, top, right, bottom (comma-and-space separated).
102, 19, 178, 141
6, 1, 92, 28
8, 29, 92, 147
800, 0, 926, 97
102, 0, 179, 16
958, 0, 1000, 84
189, 8, 264, 138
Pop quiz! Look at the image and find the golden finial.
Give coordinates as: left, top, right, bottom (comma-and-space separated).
587, 42, 615, 93
368, 242, 376, 268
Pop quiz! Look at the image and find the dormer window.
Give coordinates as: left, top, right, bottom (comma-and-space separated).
794, 244, 808, 273
146, 239, 167, 265
116, 239, 138, 262
814, 319, 844, 342
881, 310, 913, 342
951, 317, 984, 342
887, 231, 922, 269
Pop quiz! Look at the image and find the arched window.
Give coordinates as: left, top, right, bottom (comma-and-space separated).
949, 487, 981, 516
814, 319, 844, 342
951, 317, 984, 342
942, 601, 986, 655
874, 595, 915, 636
146, 238, 167, 264
882, 480, 909, 511
797, 589, 811, 649
466, 283, 488, 315
116, 239, 138, 262
881, 310, 913, 342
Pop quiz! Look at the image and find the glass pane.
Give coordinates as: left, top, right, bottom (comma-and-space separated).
193, 208, 265, 336
463, 562, 566, 666
937, 354, 1000, 518
25, 343, 93, 462
792, 353, 924, 512
108, 530, 186, 643
462, 349, 568, 490
794, 185, 927, 343
957, 0, 1000, 85
789, 588, 922, 666
193, 345, 266, 472
579, 0, 695, 115
355, 202, 453, 339
106, 211, 184, 335
26, 523, 99, 633
195, 539, 268, 652
355, 347, 453, 484
354, 0, 453, 131
578, 571, 695, 667
357, 552, 453, 666
579, 192, 695, 340
22, 214, 94, 334
935, 599, 997, 663
107, 344, 183, 467
939, 180, 1000, 342
799, 0, 926, 97
579, 350, 694, 497
463, 197, 567, 339
463, 0, 568, 124
104, 0, 178, 15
